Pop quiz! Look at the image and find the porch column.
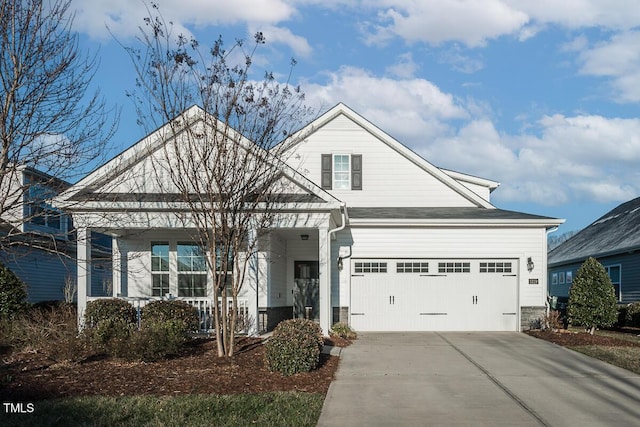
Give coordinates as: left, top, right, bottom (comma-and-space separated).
246, 227, 259, 336
318, 226, 331, 334
112, 235, 121, 297
77, 227, 91, 328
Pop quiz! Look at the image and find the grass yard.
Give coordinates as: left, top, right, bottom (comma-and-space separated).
1, 392, 325, 427
526, 327, 640, 374
568, 345, 640, 375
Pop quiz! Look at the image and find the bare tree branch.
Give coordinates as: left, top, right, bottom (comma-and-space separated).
125, 4, 312, 357
0, 0, 119, 251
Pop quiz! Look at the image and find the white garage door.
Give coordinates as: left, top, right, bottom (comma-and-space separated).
350, 259, 518, 331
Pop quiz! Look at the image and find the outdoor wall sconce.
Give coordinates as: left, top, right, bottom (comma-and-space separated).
527, 257, 534, 272
300, 234, 309, 241
337, 257, 344, 271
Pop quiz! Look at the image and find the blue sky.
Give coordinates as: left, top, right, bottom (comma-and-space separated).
69, 0, 640, 233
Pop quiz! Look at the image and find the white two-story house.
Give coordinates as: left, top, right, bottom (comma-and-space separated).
55, 104, 563, 333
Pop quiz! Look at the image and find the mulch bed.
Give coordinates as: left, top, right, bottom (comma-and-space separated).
0, 337, 344, 402
525, 327, 640, 347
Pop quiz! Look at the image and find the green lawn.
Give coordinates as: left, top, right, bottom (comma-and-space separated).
568, 345, 640, 375
1, 392, 325, 427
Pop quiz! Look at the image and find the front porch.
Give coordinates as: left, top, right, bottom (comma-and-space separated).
75, 220, 341, 335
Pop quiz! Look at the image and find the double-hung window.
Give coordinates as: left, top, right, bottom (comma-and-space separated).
605, 265, 622, 301
151, 242, 170, 296
333, 154, 350, 189
321, 153, 362, 190
177, 243, 207, 297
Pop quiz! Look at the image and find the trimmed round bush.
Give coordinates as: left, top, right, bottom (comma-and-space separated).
84, 298, 137, 327
265, 318, 323, 376
626, 302, 640, 327
141, 300, 199, 335
0, 262, 28, 320
83, 298, 137, 348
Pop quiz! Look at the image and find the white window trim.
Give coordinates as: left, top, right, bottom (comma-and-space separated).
333, 154, 351, 190
605, 264, 622, 302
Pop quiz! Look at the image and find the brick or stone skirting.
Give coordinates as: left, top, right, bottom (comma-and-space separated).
521, 306, 546, 330
332, 306, 349, 325
259, 306, 293, 332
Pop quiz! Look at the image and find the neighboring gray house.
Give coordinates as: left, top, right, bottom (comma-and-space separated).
56, 103, 564, 334
548, 196, 640, 304
0, 166, 111, 302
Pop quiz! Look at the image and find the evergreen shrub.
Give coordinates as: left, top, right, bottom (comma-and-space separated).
0, 262, 28, 320
568, 257, 618, 334
265, 318, 323, 376
625, 302, 640, 327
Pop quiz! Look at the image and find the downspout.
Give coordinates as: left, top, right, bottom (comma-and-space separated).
329, 203, 348, 238
323, 203, 347, 333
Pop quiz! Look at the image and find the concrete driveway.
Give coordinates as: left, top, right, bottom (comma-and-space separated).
317, 332, 640, 427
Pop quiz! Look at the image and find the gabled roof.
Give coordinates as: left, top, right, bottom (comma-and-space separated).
287, 103, 496, 209
549, 196, 640, 266
56, 105, 341, 211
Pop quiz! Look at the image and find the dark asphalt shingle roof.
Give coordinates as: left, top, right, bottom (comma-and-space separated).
348, 207, 559, 221
548, 196, 640, 266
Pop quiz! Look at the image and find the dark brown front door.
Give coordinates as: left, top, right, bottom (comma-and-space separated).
293, 261, 319, 320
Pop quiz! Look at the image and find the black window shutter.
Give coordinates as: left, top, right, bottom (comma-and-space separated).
351, 154, 362, 190
321, 154, 332, 189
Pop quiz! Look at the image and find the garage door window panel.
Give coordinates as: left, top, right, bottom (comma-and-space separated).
354, 262, 387, 273
397, 262, 429, 273
438, 262, 470, 273
479, 262, 512, 273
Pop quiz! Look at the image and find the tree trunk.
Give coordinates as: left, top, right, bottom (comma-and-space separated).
212, 286, 224, 357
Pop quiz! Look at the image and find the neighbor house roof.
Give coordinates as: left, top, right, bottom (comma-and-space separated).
548, 196, 640, 266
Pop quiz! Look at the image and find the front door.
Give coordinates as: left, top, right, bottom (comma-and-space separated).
293, 261, 319, 320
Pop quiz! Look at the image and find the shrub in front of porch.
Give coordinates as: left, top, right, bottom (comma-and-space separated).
265, 318, 323, 376
83, 298, 137, 351
141, 300, 199, 335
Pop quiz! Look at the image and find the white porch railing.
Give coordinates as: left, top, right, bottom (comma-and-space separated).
86, 296, 250, 334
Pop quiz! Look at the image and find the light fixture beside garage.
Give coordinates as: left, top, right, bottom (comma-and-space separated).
527, 257, 534, 272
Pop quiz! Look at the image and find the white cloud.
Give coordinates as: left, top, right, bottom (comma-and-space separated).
576, 31, 640, 102
438, 47, 484, 74
70, 0, 295, 39
366, 0, 529, 47
422, 113, 640, 206
385, 52, 418, 78
303, 66, 468, 142
508, 0, 640, 31
252, 25, 313, 58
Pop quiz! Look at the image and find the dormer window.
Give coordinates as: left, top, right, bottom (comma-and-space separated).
321, 153, 362, 190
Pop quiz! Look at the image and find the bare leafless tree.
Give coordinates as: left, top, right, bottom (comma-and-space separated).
0, 0, 117, 250
125, 4, 311, 356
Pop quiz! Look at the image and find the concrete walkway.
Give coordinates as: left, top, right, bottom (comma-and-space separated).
317, 332, 640, 427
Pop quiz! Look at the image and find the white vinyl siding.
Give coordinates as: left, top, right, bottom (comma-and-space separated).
287, 114, 478, 207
